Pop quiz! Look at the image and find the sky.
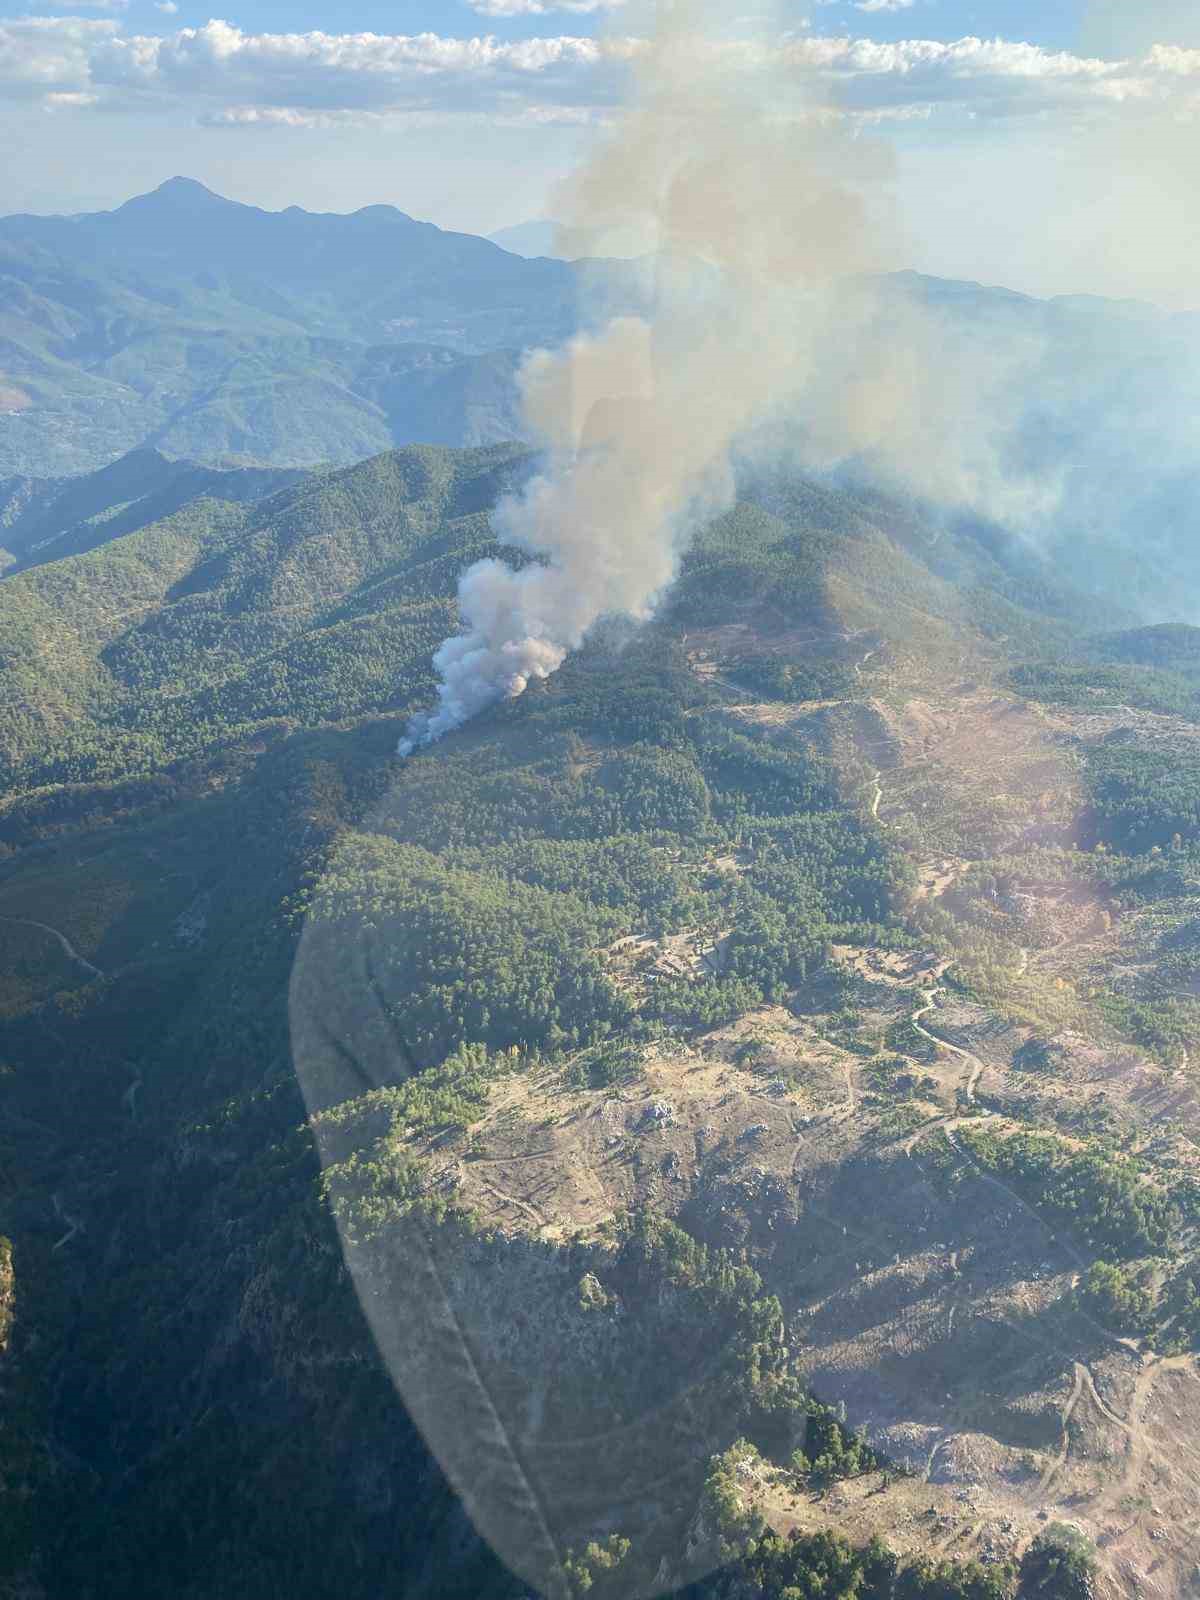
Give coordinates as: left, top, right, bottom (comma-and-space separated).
4, 0, 1200, 303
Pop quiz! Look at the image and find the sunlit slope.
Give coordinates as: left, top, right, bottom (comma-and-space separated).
0, 443, 529, 788
0, 442, 1065, 793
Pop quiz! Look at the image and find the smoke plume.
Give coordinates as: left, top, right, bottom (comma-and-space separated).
399, 0, 893, 754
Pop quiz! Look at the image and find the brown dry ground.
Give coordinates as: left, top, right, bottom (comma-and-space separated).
400, 625, 1200, 1597
405, 982, 1200, 1595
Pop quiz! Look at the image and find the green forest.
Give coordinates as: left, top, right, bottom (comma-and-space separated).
1, 440, 1198, 1599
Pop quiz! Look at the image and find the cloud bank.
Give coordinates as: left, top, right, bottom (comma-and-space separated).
8, 13, 1200, 128
466, 0, 625, 16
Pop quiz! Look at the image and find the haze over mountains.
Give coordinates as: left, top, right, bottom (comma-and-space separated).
7, 161, 1200, 1600
0, 446, 305, 576
486, 219, 567, 260
4, 178, 1200, 635
0, 177, 592, 476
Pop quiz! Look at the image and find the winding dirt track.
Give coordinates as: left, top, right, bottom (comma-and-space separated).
51, 1193, 83, 1251
899, 1055, 1148, 1514
907, 986, 1144, 1356
1038, 1363, 1089, 1498
910, 989, 983, 1105
903, 1108, 1145, 1522
854, 650, 885, 825
0, 913, 104, 980
1037, 1361, 1134, 1502
1020, 905, 1110, 977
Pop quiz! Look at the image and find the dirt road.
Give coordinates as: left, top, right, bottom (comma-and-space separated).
0, 913, 104, 980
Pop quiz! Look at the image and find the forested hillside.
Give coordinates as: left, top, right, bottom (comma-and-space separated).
0, 446, 304, 575
0, 443, 529, 790
2, 443, 1199, 1599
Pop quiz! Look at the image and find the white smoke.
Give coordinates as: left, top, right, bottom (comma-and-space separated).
399, 0, 894, 754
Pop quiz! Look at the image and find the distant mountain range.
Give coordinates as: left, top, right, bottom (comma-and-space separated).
4, 178, 1200, 634
486, 219, 565, 259
0, 178, 624, 477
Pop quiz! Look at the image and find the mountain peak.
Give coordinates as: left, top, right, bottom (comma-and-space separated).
157, 176, 217, 196
116, 177, 235, 215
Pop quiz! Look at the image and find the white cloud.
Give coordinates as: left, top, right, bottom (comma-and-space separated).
778, 33, 1153, 119
155, 2, 178, 13
199, 98, 604, 131
86, 18, 610, 113
0, 16, 117, 100
787, 35, 1118, 80
1146, 44, 1200, 75
855, 1, 915, 12
6, 15, 1200, 129
468, 0, 622, 14
201, 103, 381, 128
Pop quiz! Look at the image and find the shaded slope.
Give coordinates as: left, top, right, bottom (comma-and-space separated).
0, 446, 304, 575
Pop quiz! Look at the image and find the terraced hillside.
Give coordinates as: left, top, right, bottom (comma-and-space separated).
1, 443, 1199, 1599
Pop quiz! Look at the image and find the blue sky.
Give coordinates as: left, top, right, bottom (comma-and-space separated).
4, 1, 1199, 302
59, 0, 1102, 51
112, 0, 1184, 55
87, 1, 1091, 50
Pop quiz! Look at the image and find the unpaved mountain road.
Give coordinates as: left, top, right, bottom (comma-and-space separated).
911, 988, 984, 1106
51, 1193, 83, 1251
0, 913, 104, 980
1097, 1352, 1196, 1523
856, 648, 885, 823
1025, 903, 1111, 975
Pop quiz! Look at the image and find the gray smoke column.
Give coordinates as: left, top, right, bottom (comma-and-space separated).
399, 0, 893, 755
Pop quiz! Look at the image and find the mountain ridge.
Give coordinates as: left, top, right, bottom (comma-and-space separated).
0, 444, 307, 576
0, 178, 614, 477
8, 177, 1200, 509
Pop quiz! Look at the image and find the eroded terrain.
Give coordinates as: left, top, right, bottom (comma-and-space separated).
370, 630, 1200, 1598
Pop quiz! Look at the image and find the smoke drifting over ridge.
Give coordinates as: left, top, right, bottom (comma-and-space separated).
398, 0, 893, 754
